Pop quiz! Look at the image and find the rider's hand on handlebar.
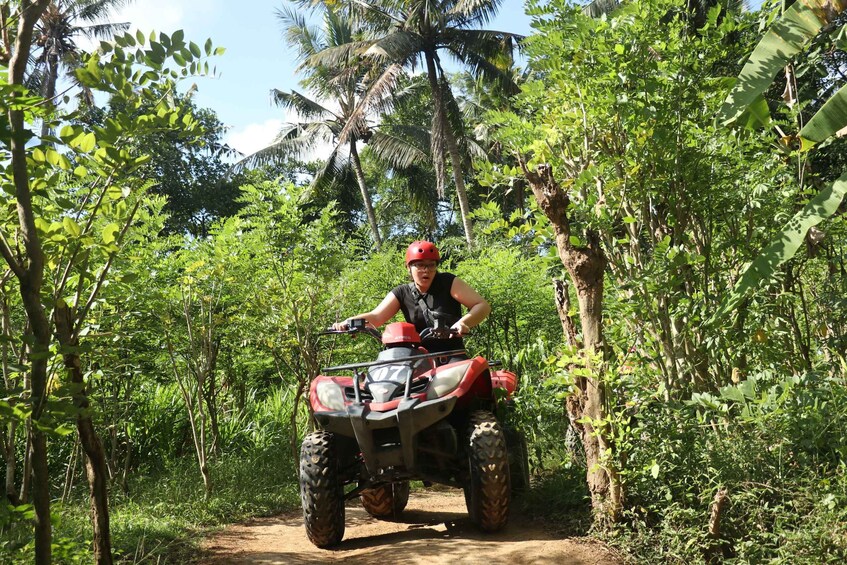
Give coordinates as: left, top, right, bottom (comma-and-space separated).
331, 319, 349, 331
450, 320, 470, 336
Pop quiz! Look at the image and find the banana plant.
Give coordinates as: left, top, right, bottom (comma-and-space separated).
714, 0, 847, 321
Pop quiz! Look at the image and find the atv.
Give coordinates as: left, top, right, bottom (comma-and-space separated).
299, 318, 529, 547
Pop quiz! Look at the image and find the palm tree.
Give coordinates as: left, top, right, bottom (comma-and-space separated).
343, 0, 523, 247
237, 6, 426, 249
455, 67, 529, 214
31, 0, 131, 133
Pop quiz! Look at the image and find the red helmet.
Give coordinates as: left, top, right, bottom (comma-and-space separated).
382, 322, 421, 345
405, 240, 440, 266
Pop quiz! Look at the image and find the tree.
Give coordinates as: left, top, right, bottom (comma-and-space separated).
238, 6, 412, 250
484, 0, 772, 521
0, 8, 221, 560
351, 0, 523, 247
31, 0, 131, 134
89, 92, 245, 237
716, 0, 847, 316
155, 225, 247, 497
236, 182, 347, 453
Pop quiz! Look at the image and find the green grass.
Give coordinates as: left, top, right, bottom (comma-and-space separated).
3, 448, 301, 564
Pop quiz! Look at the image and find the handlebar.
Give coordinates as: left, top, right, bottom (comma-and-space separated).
322, 319, 466, 342
419, 326, 462, 340
320, 326, 382, 342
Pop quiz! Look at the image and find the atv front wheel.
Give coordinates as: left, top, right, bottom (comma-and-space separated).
465, 410, 510, 531
360, 481, 410, 518
300, 431, 345, 547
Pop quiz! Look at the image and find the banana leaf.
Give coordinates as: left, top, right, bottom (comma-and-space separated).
710, 170, 847, 322
720, 0, 847, 125
799, 82, 847, 145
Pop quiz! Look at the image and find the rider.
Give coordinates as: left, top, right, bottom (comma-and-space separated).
332, 240, 491, 354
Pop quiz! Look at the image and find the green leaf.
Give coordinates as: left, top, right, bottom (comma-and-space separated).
106, 185, 123, 201
711, 170, 847, 322
34, 217, 50, 235
799, 82, 847, 145
650, 462, 660, 479
102, 223, 120, 244
739, 93, 772, 129
45, 148, 60, 166
189, 41, 201, 58
720, 0, 846, 124
720, 386, 746, 403
80, 132, 96, 153
63, 217, 81, 238
204, 38, 213, 55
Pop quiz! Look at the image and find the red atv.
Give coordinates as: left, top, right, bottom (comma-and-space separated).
299, 319, 529, 547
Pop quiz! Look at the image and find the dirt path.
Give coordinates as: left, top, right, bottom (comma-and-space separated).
200, 490, 622, 564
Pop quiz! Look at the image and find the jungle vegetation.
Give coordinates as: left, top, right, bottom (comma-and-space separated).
0, 0, 845, 563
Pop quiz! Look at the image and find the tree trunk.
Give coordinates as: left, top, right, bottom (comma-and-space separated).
5, 3, 57, 561
166, 331, 213, 499
2, 300, 19, 504
40, 48, 60, 138
349, 141, 382, 250
19, 423, 31, 504
522, 162, 622, 522
5, 421, 17, 503
553, 278, 580, 347
290, 381, 305, 461
424, 52, 474, 247
55, 302, 113, 564
444, 119, 475, 249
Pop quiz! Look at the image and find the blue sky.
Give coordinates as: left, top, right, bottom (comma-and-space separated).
109, 1, 534, 158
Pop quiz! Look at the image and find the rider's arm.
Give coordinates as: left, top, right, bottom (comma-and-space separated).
449, 278, 491, 335
332, 292, 401, 330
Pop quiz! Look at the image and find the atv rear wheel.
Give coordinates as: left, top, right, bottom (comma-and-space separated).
504, 426, 530, 493
464, 410, 510, 531
299, 431, 345, 547
360, 481, 410, 518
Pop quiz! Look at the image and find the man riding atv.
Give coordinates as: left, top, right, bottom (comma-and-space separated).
300, 241, 527, 547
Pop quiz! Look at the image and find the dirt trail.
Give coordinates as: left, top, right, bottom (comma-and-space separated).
201, 489, 622, 564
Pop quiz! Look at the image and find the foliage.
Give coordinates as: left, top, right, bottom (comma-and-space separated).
87, 92, 244, 237
608, 370, 847, 562
453, 242, 560, 364
1, 0, 845, 563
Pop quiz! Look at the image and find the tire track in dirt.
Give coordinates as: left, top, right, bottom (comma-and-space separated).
200, 490, 622, 564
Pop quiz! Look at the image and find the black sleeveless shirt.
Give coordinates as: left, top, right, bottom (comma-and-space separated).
391, 272, 464, 353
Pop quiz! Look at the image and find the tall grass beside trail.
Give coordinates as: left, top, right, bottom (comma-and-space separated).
3, 386, 305, 564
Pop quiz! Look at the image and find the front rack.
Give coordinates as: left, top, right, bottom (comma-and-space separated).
323, 349, 467, 405
321, 349, 466, 373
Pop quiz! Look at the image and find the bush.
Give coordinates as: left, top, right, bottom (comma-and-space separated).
606, 370, 847, 563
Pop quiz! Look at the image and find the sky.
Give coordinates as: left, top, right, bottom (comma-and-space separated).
106, 0, 535, 160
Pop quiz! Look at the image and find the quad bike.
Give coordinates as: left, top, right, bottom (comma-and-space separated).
299, 319, 529, 548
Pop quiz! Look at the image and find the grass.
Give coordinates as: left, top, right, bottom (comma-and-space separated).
3, 448, 301, 564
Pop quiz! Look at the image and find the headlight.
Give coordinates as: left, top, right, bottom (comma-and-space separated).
316, 380, 346, 411
426, 364, 468, 400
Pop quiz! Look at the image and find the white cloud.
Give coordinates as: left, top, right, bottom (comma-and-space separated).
226, 117, 338, 165
225, 119, 284, 159
75, 0, 221, 52
111, 0, 222, 37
